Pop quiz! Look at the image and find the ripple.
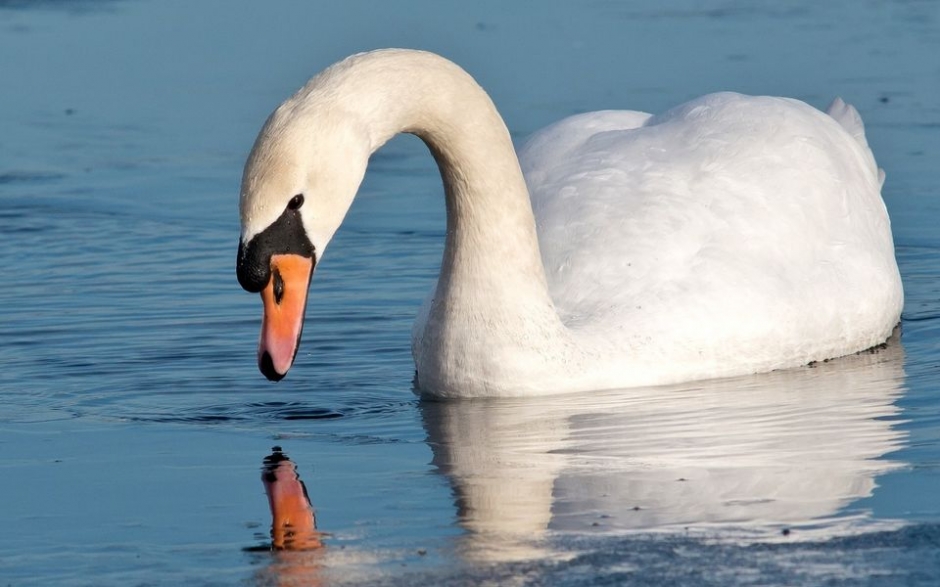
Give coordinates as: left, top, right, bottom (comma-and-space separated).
0, 170, 66, 184
114, 395, 418, 431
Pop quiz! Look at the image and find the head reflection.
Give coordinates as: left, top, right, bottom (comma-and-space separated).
252, 447, 325, 586
421, 334, 907, 561
261, 446, 322, 551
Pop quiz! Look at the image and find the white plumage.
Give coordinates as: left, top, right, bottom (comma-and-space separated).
521, 93, 899, 379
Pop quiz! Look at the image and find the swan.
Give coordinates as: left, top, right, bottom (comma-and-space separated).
236, 49, 903, 398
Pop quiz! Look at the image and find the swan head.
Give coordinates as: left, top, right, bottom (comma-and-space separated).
236, 92, 371, 381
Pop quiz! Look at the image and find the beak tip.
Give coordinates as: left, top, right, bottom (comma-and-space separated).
259, 351, 288, 382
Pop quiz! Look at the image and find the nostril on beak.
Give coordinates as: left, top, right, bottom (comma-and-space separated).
260, 351, 286, 382
273, 269, 285, 305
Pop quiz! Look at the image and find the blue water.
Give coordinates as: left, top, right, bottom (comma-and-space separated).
1, 1, 939, 585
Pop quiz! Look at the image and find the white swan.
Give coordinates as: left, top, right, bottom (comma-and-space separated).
236, 49, 903, 398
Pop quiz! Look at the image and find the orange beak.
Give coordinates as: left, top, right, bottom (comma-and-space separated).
258, 254, 314, 381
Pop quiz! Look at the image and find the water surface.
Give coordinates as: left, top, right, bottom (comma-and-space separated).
1, 0, 939, 585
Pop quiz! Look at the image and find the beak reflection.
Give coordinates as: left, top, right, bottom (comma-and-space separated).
261, 446, 321, 550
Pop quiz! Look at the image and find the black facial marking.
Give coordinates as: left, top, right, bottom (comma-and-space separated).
237, 203, 316, 293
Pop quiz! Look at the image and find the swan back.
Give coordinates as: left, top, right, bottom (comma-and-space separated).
521, 93, 900, 377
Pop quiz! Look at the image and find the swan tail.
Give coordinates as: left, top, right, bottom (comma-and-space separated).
827, 97, 885, 188
826, 97, 868, 147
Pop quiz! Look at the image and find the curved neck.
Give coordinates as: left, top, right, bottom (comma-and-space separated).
309, 50, 566, 393
287, 50, 554, 315
337, 50, 550, 297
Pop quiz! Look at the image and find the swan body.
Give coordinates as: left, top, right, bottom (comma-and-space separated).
237, 49, 902, 398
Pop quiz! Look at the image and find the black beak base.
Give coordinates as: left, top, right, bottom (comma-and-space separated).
237, 205, 316, 293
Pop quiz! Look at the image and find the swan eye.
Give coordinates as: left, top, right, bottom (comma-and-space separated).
287, 194, 304, 210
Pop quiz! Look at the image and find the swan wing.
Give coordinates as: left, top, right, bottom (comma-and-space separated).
520, 93, 900, 366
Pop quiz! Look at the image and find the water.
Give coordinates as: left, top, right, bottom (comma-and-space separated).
1, 0, 939, 584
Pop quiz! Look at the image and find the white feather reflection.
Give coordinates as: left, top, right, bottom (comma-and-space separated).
421, 334, 907, 561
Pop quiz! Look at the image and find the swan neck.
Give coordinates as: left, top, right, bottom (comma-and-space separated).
309, 51, 571, 395
347, 51, 550, 293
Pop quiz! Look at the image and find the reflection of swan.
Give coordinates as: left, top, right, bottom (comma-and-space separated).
422, 334, 906, 560
261, 447, 321, 551
236, 49, 903, 397
423, 396, 571, 561
253, 447, 325, 586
